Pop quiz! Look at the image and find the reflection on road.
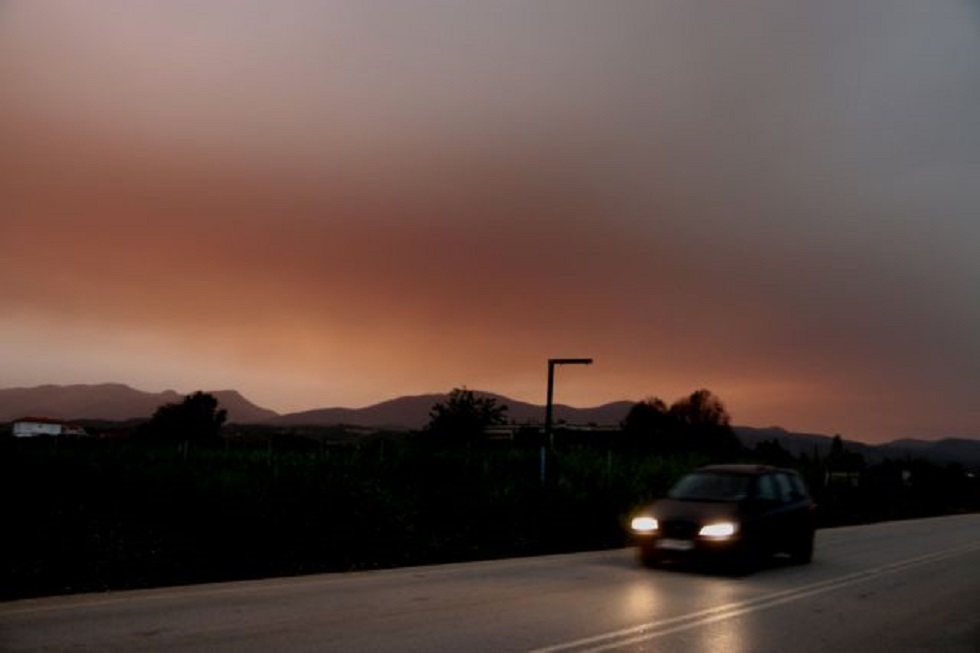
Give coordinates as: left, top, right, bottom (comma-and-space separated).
544, 572, 750, 653
535, 540, 980, 653
621, 581, 660, 623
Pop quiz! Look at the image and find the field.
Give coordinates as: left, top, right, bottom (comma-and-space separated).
2, 432, 976, 600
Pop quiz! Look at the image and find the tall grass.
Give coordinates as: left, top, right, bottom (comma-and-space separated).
0, 436, 701, 600
4, 434, 974, 600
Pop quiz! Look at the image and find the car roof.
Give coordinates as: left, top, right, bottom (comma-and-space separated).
694, 464, 796, 476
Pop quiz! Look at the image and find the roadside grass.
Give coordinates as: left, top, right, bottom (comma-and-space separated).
1, 435, 975, 600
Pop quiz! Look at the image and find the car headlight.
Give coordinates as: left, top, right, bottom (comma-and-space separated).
630, 516, 658, 533
699, 522, 738, 539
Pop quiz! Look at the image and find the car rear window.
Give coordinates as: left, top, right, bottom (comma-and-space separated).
668, 472, 750, 501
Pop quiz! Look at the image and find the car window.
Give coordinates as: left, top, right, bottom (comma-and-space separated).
784, 472, 809, 501
773, 473, 794, 503
668, 472, 750, 501
756, 474, 779, 502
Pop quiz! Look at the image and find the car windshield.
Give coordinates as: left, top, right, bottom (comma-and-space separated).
668, 472, 750, 501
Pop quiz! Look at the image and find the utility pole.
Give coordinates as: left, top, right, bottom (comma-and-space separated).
541, 357, 593, 484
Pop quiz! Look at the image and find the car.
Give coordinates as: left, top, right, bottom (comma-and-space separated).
629, 464, 816, 571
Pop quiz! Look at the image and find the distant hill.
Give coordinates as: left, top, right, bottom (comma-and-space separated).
4, 384, 977, 466
0, 384, 277, 424
271, 394, 442, 429
735, 426, 980, 468
0, 384, 632, 429
876, 437, 980, 467
271, 392, 634, 430
735, 426, 840, 458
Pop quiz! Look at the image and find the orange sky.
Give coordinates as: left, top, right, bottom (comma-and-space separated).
2, 1, 979, 443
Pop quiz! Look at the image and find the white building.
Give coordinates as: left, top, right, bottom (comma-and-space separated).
12, 417, 87, 438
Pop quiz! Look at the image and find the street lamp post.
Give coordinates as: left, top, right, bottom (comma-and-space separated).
541, 357, 593, 484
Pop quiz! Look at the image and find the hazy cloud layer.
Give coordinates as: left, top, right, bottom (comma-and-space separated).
2, 1, 978, 441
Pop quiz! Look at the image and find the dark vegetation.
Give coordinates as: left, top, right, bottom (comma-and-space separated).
2, 389, 977, 600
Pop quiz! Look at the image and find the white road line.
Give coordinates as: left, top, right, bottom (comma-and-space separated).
529, 541, 980, 653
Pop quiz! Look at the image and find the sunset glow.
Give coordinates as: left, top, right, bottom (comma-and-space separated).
2, 1, 978, 442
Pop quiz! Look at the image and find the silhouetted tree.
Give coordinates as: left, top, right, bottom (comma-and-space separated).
424, 388, 507, 444
622, 397, 682, 452
668, 389, 741, 459
831, 434, 845, 457
826, 434, 865, 472
668, 389, 731, 427
143, 391, 227, 443
622, 397, 669, 431
621, 389, 741, 458
752, 438, 797, 466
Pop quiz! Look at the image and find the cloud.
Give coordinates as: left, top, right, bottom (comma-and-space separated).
1, 1, 978, 440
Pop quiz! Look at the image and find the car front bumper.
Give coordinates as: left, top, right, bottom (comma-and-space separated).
633, 532, 747, 562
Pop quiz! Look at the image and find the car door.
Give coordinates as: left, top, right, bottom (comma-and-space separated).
750, 473, 783, 553
779, 471, 814, 544
769, 471, 798, 552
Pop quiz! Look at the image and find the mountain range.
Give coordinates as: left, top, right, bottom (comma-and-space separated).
271, 392, 635, 430
2, 384, 978, 466
0, 383, 630, 429
733, 426, 980, 468
0, 383, 278, 424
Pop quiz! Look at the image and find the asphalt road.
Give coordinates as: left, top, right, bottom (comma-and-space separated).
3, 514, 979, 652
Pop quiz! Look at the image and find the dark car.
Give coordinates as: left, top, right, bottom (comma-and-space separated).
629, 464, 815, 570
